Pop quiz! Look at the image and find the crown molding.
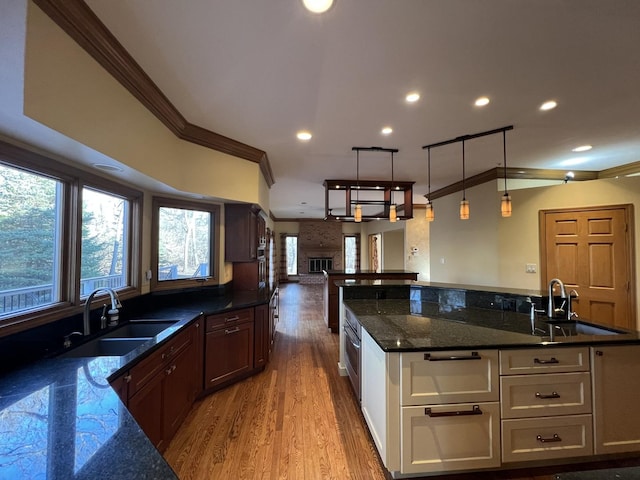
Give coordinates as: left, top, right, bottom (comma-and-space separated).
32, 0, 275, 187
598, 161, 640, 179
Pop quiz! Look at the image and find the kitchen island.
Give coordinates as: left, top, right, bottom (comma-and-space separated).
342, 283, 640, 479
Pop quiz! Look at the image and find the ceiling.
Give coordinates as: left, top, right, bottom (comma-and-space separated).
6, 0, 640, 219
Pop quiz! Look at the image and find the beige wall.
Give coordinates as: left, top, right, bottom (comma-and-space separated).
431, 176, 640, 328
382, 230, 404, 270
24, 4, 267, 210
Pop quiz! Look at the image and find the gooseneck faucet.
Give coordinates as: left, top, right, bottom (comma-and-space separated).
83, 288, 122, 336
547, 278, 567, 319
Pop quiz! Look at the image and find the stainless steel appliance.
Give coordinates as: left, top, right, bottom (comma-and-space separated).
344, 308, 361, 400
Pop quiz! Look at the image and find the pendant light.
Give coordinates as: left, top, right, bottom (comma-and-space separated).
425, 147, 434, 222
460, 139, 469, 220
389, 150, 397, 222
500, 130, 512, 217
354, 150, 362, 222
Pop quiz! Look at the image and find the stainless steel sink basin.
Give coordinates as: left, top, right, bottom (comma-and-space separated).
545, 320, 624, 337
61, 337, 151, 357
101, 320, 179, 339
574, 321, 623, 336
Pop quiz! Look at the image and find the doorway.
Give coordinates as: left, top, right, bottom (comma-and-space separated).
540, 205, 636, 330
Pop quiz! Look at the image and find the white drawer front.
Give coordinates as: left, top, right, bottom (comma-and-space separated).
500, 372, 592, 419
401, 350, 499, 406
502, 415, 593, 463
500, 347, 589, 375
402, 402, 501, 474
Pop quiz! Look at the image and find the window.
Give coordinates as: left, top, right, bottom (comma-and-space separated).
81, 188, 129, 295
344, 234, 359, 272
152, 198, 219, 290
0, 140, 142, 331
285, 235, 298, 275
0, 164, 63, 316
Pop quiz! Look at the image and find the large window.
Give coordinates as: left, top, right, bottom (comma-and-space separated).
152, 198, 219, 290
0, 141, 142, 330
81, 188, 129, 295
344, 234, 359, 272
285, 235, 298, 276
0, 164, 63, 316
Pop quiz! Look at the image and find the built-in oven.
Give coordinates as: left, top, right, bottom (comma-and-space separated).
343, 308, 361, 401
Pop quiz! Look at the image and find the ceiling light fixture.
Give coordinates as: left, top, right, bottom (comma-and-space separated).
354, 150, 362, 223
475, 96, 490, 107
422, 125, 514, 220
302, 0, 334, 13
460, 139, 469, 220
381, 126, 393, 135
564, 171, 575, 183
425, 147, 434, 222
572, 145, 592, 152
501, 130, 512, 218
406, 92, 420, 103
296, 130, 312, 141
540, 100, 557, 111
389, 150, 397, 222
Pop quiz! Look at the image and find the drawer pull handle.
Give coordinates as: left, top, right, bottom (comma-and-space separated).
425, 405, 482, 417
534, 357, 559, 365
225, 315, 240, 323
536, 434, 562, 443
424, 351, 480, 361
536, 391, 561, 399
225, 327, 240, 334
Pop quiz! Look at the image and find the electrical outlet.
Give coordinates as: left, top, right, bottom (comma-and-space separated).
525, 263, 537, 274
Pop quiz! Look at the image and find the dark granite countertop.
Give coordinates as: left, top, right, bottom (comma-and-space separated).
0, 288, 274, 480
344, 299, 640, 352
324, 269, 418, 275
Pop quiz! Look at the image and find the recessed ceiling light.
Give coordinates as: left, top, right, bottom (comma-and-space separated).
474, 96, 490, 107
302, 0, 334, 13
572, 145, 592, 152
381, 126, 393, 135
93, 163, 123, 172
405, 92, 420, 103
540, 100, 557, 111
296, 130, 312, 141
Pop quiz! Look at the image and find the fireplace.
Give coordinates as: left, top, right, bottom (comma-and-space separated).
309, 257, 333, 273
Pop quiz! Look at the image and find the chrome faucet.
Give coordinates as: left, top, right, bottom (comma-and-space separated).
567, 289, 579, 320
83, 288, 122, 336
547, 278, 567, 319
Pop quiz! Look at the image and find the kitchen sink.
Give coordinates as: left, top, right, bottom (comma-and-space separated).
101, 320, 179, 339
61, 337, 151, 358
545, 320, 624, 337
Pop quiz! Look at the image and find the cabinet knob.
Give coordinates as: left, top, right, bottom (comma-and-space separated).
595, 350, 604, 356
123, 374, 132, 383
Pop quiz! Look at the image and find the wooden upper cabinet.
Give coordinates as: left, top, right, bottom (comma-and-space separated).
225, 203, 266, 262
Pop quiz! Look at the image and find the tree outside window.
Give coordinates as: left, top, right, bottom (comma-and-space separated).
286, 236, 298, 275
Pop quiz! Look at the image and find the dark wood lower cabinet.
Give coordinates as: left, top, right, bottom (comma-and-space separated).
110, 300, 276, 451
205, 320, 254, 388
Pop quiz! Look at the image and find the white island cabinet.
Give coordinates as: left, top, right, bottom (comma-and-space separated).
591, 345, 640, 455
361, 328, 501, 477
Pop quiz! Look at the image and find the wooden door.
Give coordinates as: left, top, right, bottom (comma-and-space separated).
541, 206, 635, 329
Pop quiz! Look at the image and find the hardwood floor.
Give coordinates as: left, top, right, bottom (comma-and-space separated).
163, 283, 639, 480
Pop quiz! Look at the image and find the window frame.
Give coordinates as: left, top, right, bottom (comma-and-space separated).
0, 140, 143, 336
150, 197, 220, 291
285, 234, 298, 276
343, 234, 360, 272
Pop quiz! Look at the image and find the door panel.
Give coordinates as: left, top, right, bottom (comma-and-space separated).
542, 206, 634, 330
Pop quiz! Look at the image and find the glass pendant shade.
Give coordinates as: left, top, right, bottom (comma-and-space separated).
389, 204, 397, 222
460, 199, 470, 220
501, 193, 512, 217
425, 201, 434, 222
354, 204, 362, 222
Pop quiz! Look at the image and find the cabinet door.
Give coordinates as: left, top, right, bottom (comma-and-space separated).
128, 370, 165, 451
254, 304, 269, 368
591, 345, 640, 454
401, 350, 499, 405
205, 322, 254, 388
109, 372, 129, 406
225, 204, 259, 261
163, 342, 196, 442
192, 319, 204, 397
401, 402, 501, 474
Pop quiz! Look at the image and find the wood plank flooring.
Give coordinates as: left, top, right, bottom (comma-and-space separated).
163, 283, 640, 480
